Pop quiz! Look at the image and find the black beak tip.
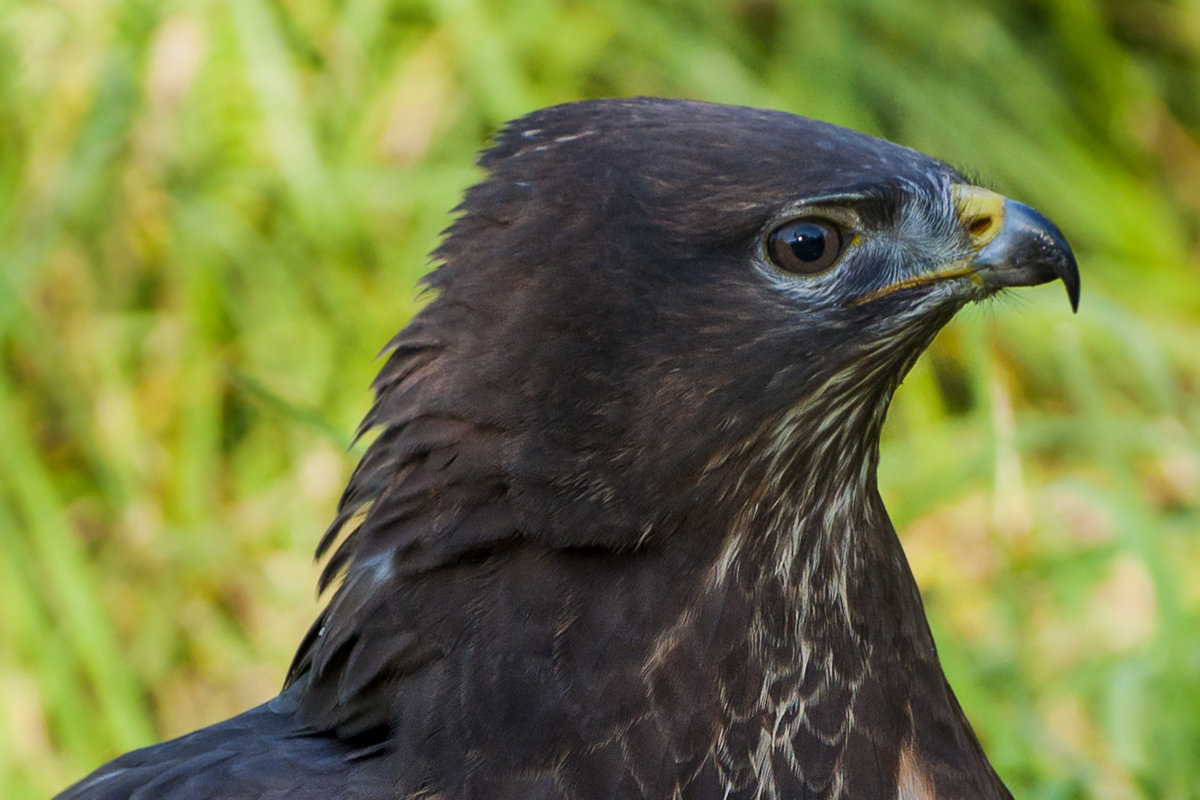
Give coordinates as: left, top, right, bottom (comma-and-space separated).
1060, 249, 1080, 313
1031, 204, 1080, 313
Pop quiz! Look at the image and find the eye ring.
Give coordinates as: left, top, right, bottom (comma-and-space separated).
766, 219, 844, 275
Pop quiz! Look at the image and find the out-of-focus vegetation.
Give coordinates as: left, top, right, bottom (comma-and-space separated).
1, 0, 1197, 797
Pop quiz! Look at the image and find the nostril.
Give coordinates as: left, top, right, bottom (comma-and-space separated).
968, 215, 994, 237
952, 185, 1008, 248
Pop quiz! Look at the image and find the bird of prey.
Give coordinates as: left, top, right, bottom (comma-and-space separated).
58, 98, 1079, 800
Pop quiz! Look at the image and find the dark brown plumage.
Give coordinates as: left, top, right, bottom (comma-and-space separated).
58, 98, 1078, 800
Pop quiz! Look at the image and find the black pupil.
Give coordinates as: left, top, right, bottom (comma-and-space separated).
787, 224, 827, 262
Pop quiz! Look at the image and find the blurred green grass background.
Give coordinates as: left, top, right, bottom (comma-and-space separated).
2, 0, 1198, 797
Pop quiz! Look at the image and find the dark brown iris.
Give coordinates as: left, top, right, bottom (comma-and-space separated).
767, 219, 843, 274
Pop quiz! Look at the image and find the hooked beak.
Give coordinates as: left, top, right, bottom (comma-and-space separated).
955, 186, 1080, 312
847, 185, 1080, 312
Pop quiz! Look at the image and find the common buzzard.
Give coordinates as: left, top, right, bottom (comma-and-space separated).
59, 98, 1079, 800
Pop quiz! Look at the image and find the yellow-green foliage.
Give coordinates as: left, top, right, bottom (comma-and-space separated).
1, 1, 1197, 798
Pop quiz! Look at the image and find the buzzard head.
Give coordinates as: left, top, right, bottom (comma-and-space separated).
330, 98, 1077, 557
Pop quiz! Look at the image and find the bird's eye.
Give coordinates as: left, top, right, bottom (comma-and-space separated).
766, 219, 843, 275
